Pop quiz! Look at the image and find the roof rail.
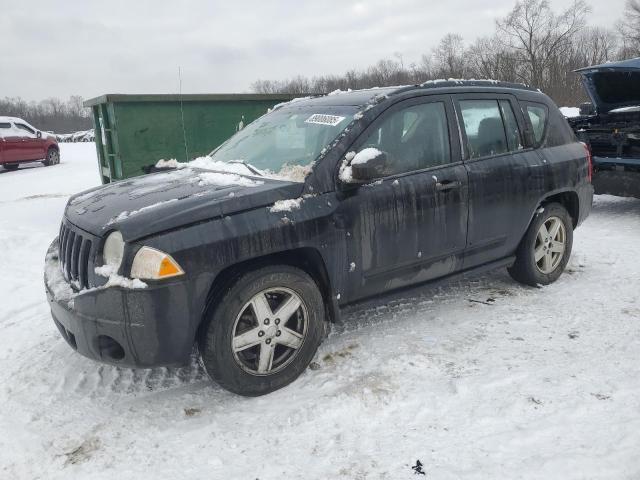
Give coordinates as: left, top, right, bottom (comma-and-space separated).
389, 79, 536, 96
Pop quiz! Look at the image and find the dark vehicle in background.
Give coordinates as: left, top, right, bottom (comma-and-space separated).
0, 116, 60, 171
568, 58, 640, 198
44, 81, 593, 396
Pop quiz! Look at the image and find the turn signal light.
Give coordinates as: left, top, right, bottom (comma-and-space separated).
131, 246, 184, 280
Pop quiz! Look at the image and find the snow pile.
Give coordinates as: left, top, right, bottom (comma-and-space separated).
94, 265, 147, 290
269, 198, 303, 213
560, 107, 581, 118
196, 171, 263, 188
328, 89, 353, 96
351, 147, 383, 165
266, 164, 312, 183
44, 247, 77, 306
338, 151, 356, 183
155, 156, 310, 183
155, 157, 259, 176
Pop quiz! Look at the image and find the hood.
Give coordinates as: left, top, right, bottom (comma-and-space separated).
65, 168, 303, 241
576, 58, 640, 114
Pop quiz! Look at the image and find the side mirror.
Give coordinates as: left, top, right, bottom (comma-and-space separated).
36, 131, 42, 138
350, 148, 388, 182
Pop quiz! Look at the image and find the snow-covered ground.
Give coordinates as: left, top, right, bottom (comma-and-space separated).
1, 143, 640, 479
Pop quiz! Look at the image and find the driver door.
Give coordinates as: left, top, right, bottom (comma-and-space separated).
336, 95, 468, 302
14, 122, 41, 160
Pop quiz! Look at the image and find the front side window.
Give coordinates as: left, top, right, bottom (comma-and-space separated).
0, 122, 10, 139
460, 100, 509, 159
15, 123, 36, 135
357, 101, 451, 176
525, 103, 548, 146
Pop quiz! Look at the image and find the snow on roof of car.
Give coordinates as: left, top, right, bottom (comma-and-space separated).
0, 116, 25, 123
278, 80, 537, 109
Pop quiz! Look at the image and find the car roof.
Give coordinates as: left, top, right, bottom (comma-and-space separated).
0, 116, 25, 124
280, 80, 538, 109
575, 57, 640, 73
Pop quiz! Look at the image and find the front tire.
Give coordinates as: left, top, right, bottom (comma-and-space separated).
199, 265, 325, 396
42, 147, 60, 166
508, 203, 573, 286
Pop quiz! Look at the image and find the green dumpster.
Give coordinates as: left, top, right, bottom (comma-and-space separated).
83, 94, 304, 184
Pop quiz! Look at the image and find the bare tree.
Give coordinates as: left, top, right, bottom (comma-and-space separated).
496, 0, 590, 88
431, 33, 468, 78
467, 35, 520, 81
619, 0, 640, 55
0, 96, 92, 132
249, 0, 636, 108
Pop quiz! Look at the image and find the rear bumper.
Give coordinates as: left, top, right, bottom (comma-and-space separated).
44, 239, 197, 368
592, 157, 640, 198
577, 182, 594, 227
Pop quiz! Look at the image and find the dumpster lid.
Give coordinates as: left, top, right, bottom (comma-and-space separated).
83, 93, 307, 108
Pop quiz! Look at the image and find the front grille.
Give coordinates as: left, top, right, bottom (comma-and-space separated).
58, 221, 95, 290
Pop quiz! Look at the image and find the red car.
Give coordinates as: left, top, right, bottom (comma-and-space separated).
0, 116, 60, 171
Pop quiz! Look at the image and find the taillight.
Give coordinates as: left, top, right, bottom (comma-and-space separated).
581, 142, 592, 182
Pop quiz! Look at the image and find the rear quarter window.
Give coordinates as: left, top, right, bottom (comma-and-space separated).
524, 103, 548, 147
546, 108, 578, 147
523, 101, 576, 148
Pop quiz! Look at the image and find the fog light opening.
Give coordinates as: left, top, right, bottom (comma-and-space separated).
97, 335, 125, 361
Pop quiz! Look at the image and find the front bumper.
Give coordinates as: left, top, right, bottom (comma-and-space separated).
44, 239, 196, 368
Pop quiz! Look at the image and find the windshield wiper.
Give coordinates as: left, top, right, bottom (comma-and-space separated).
227, 160, 264, 176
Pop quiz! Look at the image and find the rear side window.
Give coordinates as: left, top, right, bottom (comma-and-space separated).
460, 100, 510, 159
499, 100, 523, 151
525, 104, 548, 146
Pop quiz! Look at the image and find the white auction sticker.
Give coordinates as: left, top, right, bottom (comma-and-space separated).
305, 114, 346, 126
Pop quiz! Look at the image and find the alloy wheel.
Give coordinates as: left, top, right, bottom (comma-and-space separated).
231, 287, 308, 376
534, 216, 566, 274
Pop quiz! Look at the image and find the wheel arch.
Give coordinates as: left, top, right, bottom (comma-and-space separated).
195, 247, 338, 345
540, 190, 580, 228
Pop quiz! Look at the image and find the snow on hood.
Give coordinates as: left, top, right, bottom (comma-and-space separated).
65, 165, 303, 241
155, 156, 311, 183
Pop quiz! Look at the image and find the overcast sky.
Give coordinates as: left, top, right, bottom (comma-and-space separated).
1, 0, 628, 101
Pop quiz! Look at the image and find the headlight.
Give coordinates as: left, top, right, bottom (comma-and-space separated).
131, 246, 184, 280
103, 231, 125, 269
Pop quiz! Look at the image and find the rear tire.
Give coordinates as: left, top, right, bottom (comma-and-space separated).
2, 163, 19, 171
508, 203, 573, 286
42, 147, 60, 166
199, 265, 325, 396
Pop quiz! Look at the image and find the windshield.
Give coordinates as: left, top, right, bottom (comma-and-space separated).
208, 105, 358, 180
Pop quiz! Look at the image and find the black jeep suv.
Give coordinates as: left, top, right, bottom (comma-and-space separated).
45, 81, 593, 396
569, 57, 640, 198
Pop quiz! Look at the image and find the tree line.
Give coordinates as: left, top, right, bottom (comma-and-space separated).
252, 0, 640, 107
0, 96, 92, 134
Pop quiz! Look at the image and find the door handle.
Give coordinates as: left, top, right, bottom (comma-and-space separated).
435, 180, 462, 192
